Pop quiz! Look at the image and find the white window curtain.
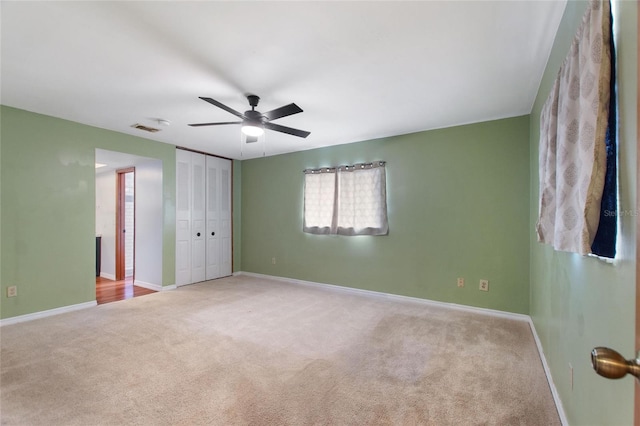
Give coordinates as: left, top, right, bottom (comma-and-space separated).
536, 0, 612, 255
303, 170, 336, 235
303, 162, 388, 236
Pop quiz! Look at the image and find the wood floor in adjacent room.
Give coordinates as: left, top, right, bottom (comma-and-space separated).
96, 276, 156, 304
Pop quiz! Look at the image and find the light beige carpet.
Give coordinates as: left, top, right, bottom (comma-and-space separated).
1, 275, 560, 425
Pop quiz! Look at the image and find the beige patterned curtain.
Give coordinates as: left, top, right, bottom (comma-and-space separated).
336, 163, 388, 236
536, 0, 612, 255
303, 162, 388, 236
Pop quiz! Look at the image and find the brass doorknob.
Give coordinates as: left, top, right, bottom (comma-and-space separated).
591, 347, 640, 380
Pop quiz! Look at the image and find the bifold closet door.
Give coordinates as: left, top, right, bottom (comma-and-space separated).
175, 150, 206, 285
176, 149, 232, 286
206, 156, 232, 280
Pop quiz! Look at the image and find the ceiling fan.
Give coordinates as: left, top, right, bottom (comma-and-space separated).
189, 95, 310, 142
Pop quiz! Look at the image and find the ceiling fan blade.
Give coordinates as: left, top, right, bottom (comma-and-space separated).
264, 122, 310, 138
188, 121, 242, 127
263, 103, 303, 121
199, 97, 245, 119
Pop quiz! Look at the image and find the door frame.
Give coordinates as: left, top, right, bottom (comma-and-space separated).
115, 167, 135, 281
635, 2, 639, 421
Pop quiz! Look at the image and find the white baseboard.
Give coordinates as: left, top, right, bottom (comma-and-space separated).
528, 320, 569, 426
100, 272, 115, 280
237, 271, 566, 425
238, 271, 530, 322
160, 284, 177, 291
0, 301, 97, 327
134, 280, 173, 292
1, 280, 176, 326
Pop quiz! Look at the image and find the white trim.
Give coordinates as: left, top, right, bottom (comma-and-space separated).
237, 271, 566, 424
134, 280, 173, 292
100, 272, 115, 280
238, 271, 529, 322
159, 284, 178, 291
0, 301, 97, 327
528, 319, 569, 426
159, 284, 177, 291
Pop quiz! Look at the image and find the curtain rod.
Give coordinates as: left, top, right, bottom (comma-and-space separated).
304, 161, 386, 174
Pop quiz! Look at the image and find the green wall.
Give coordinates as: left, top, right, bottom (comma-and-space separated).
241, 116, 531, 314
0, 106, 177, 319
529, 1, 637, 425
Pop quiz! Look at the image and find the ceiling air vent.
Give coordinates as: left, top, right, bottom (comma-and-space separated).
131, 123, 160, 133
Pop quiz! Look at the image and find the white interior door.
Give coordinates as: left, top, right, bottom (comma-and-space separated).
206, 156, 232, 279
175, 150, 191, 286
191, 152, 206, 283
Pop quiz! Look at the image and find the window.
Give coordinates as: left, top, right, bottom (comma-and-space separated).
303, 162, 388, 236
536, 0, 617, 257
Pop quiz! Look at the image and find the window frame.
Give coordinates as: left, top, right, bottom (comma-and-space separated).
303, 162, 389, 236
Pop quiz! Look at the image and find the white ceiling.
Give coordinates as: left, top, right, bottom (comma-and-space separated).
1, 1, 566, 160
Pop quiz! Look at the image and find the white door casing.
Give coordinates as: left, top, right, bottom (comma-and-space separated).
220, 160, 232, 277
206, 155, 221, 280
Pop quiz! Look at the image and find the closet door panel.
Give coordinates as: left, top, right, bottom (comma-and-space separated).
175, 150, 192, 286
191, 153, 206, 283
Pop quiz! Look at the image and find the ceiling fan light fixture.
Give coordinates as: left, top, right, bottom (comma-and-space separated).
241, 123, 264, 137
190, 95, 309, 139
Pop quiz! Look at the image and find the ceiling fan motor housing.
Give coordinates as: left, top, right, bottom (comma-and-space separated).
247, 94, 260, 108
244, 109, 264, 122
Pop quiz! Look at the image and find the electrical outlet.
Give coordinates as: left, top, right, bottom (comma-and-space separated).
479, 279, 489, 292
271, 257, 276, 265
457, 277, 464, 288
7, 286, 17, 298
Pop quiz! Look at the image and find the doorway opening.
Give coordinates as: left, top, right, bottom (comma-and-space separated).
95, 149, 163, 304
